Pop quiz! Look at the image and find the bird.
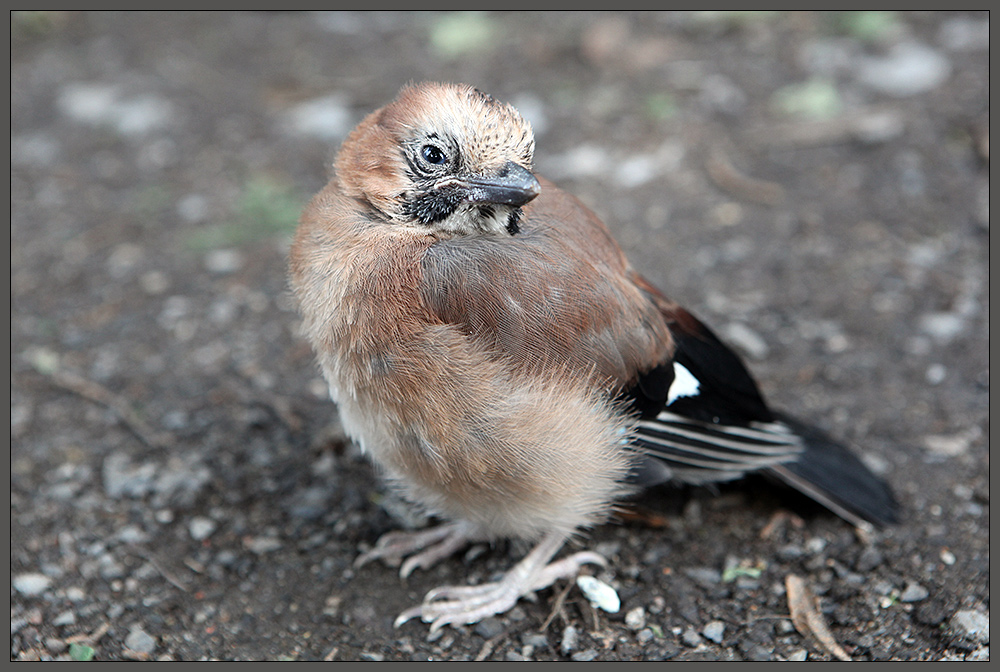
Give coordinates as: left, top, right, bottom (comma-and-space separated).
288, 81, 899, 633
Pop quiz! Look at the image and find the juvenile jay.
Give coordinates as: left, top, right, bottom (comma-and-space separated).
289, 82, 898, 632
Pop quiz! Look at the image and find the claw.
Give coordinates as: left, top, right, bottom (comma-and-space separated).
354, 522, 472, 572
393, 605, 425, 629
359, 525, 604, 631
393, 532, 603, 631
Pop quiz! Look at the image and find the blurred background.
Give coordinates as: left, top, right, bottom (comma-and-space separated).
11, 11, 989, 661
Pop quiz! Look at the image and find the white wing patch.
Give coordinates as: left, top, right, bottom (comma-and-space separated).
666, 362, 701, 405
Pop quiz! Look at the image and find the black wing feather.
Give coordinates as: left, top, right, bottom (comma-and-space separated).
667, 319, 775, 425
623, 305, 899, 527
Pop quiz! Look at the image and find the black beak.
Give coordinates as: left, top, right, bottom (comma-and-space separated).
440, 162, 541, 207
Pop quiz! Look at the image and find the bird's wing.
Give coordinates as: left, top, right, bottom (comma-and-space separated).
622, 278, 804, 484
627, 273, 899, 527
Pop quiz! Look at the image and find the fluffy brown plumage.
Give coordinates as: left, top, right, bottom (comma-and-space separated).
289, 82, 898, 631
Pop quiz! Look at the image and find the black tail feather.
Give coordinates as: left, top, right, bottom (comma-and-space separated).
765, 414, 900, 528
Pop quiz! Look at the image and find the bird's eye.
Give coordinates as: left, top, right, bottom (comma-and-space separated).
421, 144, 447, 165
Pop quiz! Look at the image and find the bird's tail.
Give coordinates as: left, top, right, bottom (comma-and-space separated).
764, 414, 900, 528
630, 410, 900, 528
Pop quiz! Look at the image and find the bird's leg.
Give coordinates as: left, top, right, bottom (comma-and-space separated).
395, 531, 606, 632
354, 520, 480, 578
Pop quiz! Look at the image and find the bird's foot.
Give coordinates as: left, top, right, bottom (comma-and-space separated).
395, 532, 605, 632
355, 521, 477, 578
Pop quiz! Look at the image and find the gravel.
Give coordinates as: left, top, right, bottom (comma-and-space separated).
11, 11, 988, 662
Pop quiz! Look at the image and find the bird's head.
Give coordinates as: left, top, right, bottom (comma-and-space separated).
335, 82, 540, 237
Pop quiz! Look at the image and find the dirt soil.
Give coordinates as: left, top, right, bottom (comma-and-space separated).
11, 12, 989, 661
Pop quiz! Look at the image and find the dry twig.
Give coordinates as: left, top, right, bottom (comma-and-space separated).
706, 150, 785, 206
540, 579, 577, 632
785, 574, 852, 661
43, 366, 171, 449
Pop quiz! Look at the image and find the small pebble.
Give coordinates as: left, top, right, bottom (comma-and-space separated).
243, 536, 283, 554
98, 553, 125, 579
13, 573, 52, 596
938, 17, 990, 52
777, 544, 805, 561
924, 431, 974, 457
176, 193, 209, 224
102, 452, 157, 499
805, 537, 827, 554
571, 649, 598, 662
703, 620, 726, 643
965, 646, 990, 662
65, 587, 86, 602
776, 619, 796, 635
683, 567, 722, 587
624, 606, 646, 631
856, 41, 951, 97
52, 610, 76, 627
872, 579, 894, 596
522, 633, 549, 650
474, 617, 505, 639
560, 625, 579, 655
926, 363, 946, 384
117, 525, 149, 544
125, 626, 157, 655
740, 644, 772, 661
899, 582, 929, 603
283, 94, 353, 141
952, 484, 973, 500
45, 637, 68, 654
204, 249, 244, 275
722, 322, 770, 360
681, 627, 702, 647
56, 83, 172, 136
576, 575, 620, 613
188, 517, 216, 541
855, 546, 884, 573
949, 609, 989, 647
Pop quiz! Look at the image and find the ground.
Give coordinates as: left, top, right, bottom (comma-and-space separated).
10, 11, 989, 661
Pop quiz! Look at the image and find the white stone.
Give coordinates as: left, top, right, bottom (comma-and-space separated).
856, 42, 951, 97
13, 572, 52, 596
576, 575, 620, 613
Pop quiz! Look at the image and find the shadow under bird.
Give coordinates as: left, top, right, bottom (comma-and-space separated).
289, 81, 899, 632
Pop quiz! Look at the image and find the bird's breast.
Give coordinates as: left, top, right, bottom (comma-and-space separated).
290, 207, 635, 537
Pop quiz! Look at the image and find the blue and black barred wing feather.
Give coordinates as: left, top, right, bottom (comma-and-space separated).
624, 274, 899, 528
